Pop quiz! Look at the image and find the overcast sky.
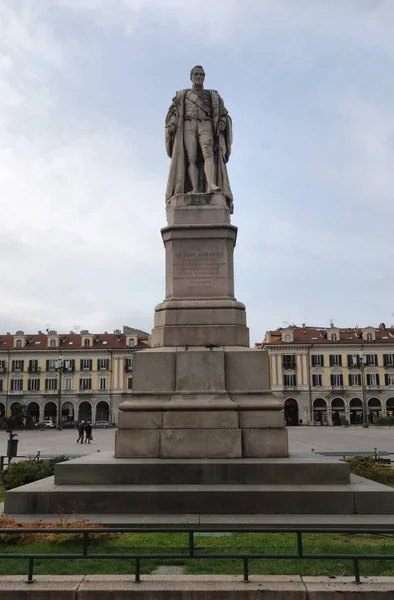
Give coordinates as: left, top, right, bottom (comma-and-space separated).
1, 0, 394, 344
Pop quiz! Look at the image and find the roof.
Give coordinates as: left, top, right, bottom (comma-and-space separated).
0, 332, 151, 352
257, 324, 394, 347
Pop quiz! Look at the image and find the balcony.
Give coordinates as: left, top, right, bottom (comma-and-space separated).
43, 389, 57, 395
28, 366, 41, 373
282, 385, 299, 392
283, 363, 296, 370
348, 362, 360, 369
125, 365, 133, 373
0, 366, 7, 373
367, 385, 383, 391
330, 385, 345, 391
81, 366, 92, 372
63, 366, 75, 373
384, 363, 394, 369
78, 389, 93, 395
98, 366, 109, 371
9, 389, 23, 395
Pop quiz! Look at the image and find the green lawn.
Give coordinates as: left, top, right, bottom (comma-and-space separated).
0, 485, 4, 503
0, 532, 394, 578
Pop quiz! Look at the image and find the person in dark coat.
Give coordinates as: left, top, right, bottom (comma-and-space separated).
84, 421, 92, 444
76, 421, 85, 443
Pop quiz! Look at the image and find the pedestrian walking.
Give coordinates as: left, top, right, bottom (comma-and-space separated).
84, 421, 92, 444
77, 421, 85, 443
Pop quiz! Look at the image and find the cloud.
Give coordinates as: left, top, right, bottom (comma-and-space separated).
0, 0, 394, 341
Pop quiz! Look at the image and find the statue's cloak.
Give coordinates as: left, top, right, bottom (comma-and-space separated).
165, 89, 233, 212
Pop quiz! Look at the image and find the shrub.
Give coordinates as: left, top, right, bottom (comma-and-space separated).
1, 456, 69, 491
376, 416, 394, 426
346, 456, 394, 486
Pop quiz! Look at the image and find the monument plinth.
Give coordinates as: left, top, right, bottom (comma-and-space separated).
151, 193, 248, 348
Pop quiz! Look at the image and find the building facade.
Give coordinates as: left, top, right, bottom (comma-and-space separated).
257, 323, 394, 426
0, 326, 150, 426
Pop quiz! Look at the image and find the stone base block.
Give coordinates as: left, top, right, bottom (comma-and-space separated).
115, 430, 160, 458
162, 411, 239, 429
118, 411, 163, 429
243, 429, 289, 458
151, 324, 250, 348
161, 429, 242, 458
239, 411, 284, 429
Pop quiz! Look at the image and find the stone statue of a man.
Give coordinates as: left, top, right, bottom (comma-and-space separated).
165, 66, 234, 213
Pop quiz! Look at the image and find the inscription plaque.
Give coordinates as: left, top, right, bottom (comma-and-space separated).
173, 250, 227, 294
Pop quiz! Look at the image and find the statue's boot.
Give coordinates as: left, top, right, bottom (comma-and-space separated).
207, 184, 221, 193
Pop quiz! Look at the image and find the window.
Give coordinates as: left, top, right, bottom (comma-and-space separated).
80, 359, 92, 371
366, 373, 380, 387
0, 360, 5, 372
127, 377, 133, 390
365, 354, 378, 366
79, 377, 92, 391
329, 354, 342, 367
28, 360, 39, 372
283, 355, 296, 369
284, 374, 297, 387
10, 379, 23, 391
28, 378, 40, 391
11, 360, 24, 372
128, 338, 136, 347
347, 355, 360, 367
97, 358, 109, 371
15, 339, 22, 348
125, 358, 133, 372
385, 373, 394, 386
331, 333, 337, 342
312, 374, 322, 387
311, 355, 324, 367
46, 359, 57, 371
284, 334, 291, 343
64, 359, 75, 372
45, 378, 57, 391
330, 374, 344, 388
65, 378, 72, 391
84, 339, 91, 348
349, 373, 361, 387
383, 354, 394, 367
366, 333, 373, 341
99, 377, 107, 391
50, 339, 56, 348
0, 379, 3, 392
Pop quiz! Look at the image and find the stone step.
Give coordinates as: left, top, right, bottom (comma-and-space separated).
54, 453, 351, 486
4, 511, 394, 530
5, 475, 394, 515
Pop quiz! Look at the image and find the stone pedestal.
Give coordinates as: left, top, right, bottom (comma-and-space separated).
151, 193, 249, 348
115, 193, 288, 459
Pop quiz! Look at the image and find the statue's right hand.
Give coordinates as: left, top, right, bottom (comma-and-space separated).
167, 123, 176, 135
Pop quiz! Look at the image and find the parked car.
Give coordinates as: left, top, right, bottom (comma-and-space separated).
62, 421, 77, 429
93, 420, 110, 429
36, 420, 56, 428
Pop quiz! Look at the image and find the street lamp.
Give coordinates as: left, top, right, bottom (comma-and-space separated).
359, 353, 369, 428
56, 355, 64, 430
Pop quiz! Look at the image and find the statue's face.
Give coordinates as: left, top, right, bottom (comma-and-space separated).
191, 68, 205, 87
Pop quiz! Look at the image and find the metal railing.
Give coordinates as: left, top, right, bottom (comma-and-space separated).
0, 526, 393, 584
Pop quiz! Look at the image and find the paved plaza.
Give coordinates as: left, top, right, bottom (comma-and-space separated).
1, 426, 394, 459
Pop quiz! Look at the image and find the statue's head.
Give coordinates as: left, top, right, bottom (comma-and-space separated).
190, 65, 205, 87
